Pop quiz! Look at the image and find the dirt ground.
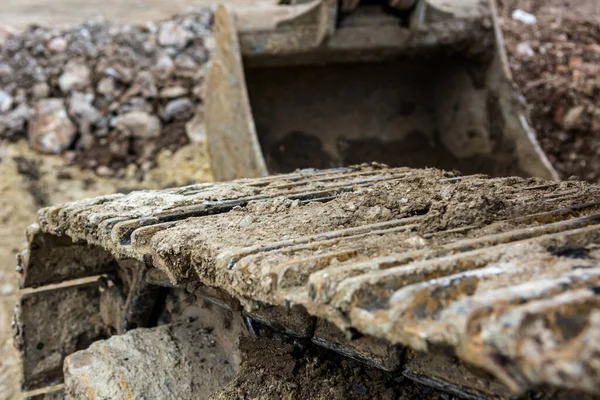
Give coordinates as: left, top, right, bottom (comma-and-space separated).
0, 141, 212, 399
210, 336, 453, 400
0, 0, 600, 399
0, 0, 272, 29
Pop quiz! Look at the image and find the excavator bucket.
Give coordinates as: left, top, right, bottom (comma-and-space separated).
205, 0, 559, 181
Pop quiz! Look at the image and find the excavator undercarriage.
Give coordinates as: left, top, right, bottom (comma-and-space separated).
13, 165, 600, 399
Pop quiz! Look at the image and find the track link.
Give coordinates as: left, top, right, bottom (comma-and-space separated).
14, 165, 600, 398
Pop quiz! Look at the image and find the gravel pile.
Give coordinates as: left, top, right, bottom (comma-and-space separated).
0, 10, 213, 176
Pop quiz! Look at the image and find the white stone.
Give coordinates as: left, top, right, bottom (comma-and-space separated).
48, 37, 68, 53
512, 9, 537, 25
158, 21, 191, 49
563, 105, 586, 131
29, 98, 76, 154
153, 53, 175, 80
0, 103, 30, 133
97, 77, 115, 96
96, 166, 113, 176
70, 92, 101, 123
0, 90, 13, 113
0, 283, 13, 296
238, 215, 254, 227
32, 82, 50, 99
116, 111, 161, 139
163, 98, 193, 121
69, 92, 102, 136
185, 109, 206, 144
59, 60, 91, 93
159, 86, 188, 99
517, 41, 535, 58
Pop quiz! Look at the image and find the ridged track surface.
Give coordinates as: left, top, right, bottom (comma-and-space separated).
18, 165, 600, 395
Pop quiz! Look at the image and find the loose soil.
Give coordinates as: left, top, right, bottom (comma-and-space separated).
210, 335, 450, 400
498, 0, 600, 183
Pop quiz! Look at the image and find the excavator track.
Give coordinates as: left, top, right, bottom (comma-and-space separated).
13, 165, 600, 399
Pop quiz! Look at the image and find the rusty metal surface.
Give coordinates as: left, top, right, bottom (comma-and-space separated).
233, 0, 486, 63
234, 0, 337, 59
205, 4, 268, 181
17, 165, 600, 396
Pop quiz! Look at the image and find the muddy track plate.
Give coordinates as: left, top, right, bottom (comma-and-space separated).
19, 165, 600, 396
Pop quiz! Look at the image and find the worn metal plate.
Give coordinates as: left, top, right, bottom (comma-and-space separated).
205, 4, 268, 181
20, 225, 117, 288
14, 282, 108, 390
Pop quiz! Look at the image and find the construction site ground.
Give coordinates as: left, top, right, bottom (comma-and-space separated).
0, 0, 599, 398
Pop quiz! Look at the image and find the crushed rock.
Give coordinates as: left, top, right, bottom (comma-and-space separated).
163, 97, 194, 121
186, 105, 206, 143
28, 98, 76, 154
0, 10, 213, 172
116, 111, 161, 139
58, 59, 91, 93
0, 90, 12, 112
158, 20, 192, 49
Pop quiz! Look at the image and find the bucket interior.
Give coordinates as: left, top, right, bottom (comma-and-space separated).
245, 56, 526, 177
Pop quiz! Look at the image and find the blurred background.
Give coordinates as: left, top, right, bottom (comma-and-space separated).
0, 0, 261, 28
0, 0, 599, 398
